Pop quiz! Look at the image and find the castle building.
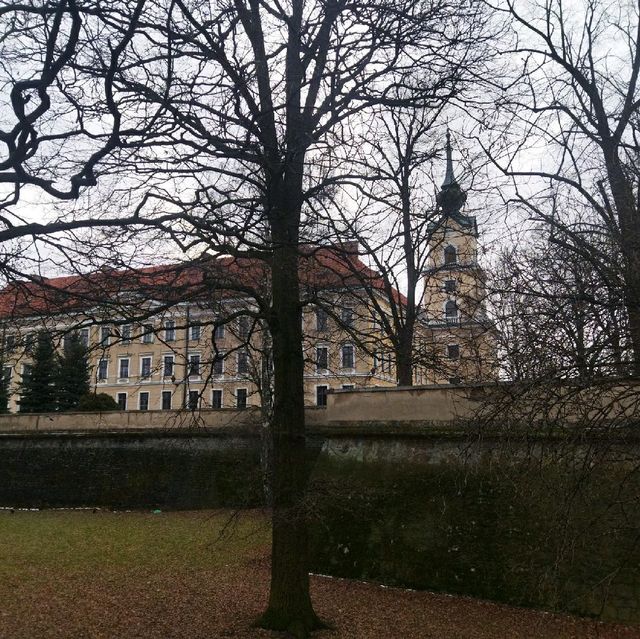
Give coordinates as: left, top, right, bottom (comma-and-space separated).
0, 249, 400, 412
0, 135, 494, 412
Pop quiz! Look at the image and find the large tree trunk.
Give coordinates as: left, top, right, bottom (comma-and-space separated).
619, 226, 640, 376
258, 5, 323, 632
259, 326, 274, 505
258, 176, 323, 636
396, 175, 417, 387
621, 264, 640, 375
396, 329, 415, 386
605, 150, 640, 376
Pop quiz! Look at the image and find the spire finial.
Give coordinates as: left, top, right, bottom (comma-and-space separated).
442, 129, 456, 188
436, 129, 467, 215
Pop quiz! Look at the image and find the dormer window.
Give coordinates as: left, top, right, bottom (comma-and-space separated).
444, 245, 457, 265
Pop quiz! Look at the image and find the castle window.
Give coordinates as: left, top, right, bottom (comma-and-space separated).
447, 344, 460, 360
316, 307, 328, 331
4, 334, 15, 353
212, 389, 223, 409
444, 245, 457, 265
117, 393, 127, 410
100, 326, 110, 347
97, 359, 108, 381
341, 344, 355, 369
188, 390, 199, 410
163, 355, 174, 377
164, 320, 175, 342
63, 333, 73, 351
140, 356, 152, 379
341, 307, 354, 327
238, 316, 250, 340
444, 279, 457, 294
237, 349, 249, 375
316, 385, 328, 407
316, 346, 328, 372
213, 352, 225, 376
236, 388, 248, 409
445, 300, 459, 324
118, 357, 130, 380
139, 391, 150, 411
188, 353, 201, 377
142, 324, 154, 344
161, 391, 172, 410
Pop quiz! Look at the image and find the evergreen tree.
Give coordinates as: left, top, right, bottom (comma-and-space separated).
57, 333, 91, 411
19, 331, 58, 413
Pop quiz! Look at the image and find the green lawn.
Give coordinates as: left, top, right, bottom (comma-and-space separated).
0, 508, 270, 573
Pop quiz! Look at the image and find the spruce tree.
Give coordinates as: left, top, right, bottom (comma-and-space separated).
19, 331, 58, 413
57, 333, 91, 411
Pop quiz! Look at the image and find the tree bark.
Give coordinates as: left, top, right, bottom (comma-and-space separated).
394, 165, 418, 386
604, 148, 640, 376
258, 224, 323, 637
396, 329, 415, 386
256, 2, 324, 633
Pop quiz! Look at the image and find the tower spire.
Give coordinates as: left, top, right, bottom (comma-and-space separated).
442, 129, 456, 188
436, 129, 466, 215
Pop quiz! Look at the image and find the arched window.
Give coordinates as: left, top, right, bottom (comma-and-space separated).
445, 300, 458, 323
444, 245, 457, 265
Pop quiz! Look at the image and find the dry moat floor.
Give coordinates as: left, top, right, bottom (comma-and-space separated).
0, 509, 637, 639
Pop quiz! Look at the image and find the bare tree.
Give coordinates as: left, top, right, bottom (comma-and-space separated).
492, 222, 629, 382
484, 0, 640, 374
0, 0, 489, 634
331, 108, 444, 386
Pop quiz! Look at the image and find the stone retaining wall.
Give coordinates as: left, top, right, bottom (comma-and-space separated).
0, 386, 474, 433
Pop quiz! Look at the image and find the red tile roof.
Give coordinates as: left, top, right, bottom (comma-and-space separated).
0, 245, 406, 320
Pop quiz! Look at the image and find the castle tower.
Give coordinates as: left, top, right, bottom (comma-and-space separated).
421, 132, 491, 384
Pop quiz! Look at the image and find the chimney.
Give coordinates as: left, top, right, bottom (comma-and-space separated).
339, 240, 360, 256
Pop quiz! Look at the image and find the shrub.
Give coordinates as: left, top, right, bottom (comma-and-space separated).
76, 393, 120, 412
